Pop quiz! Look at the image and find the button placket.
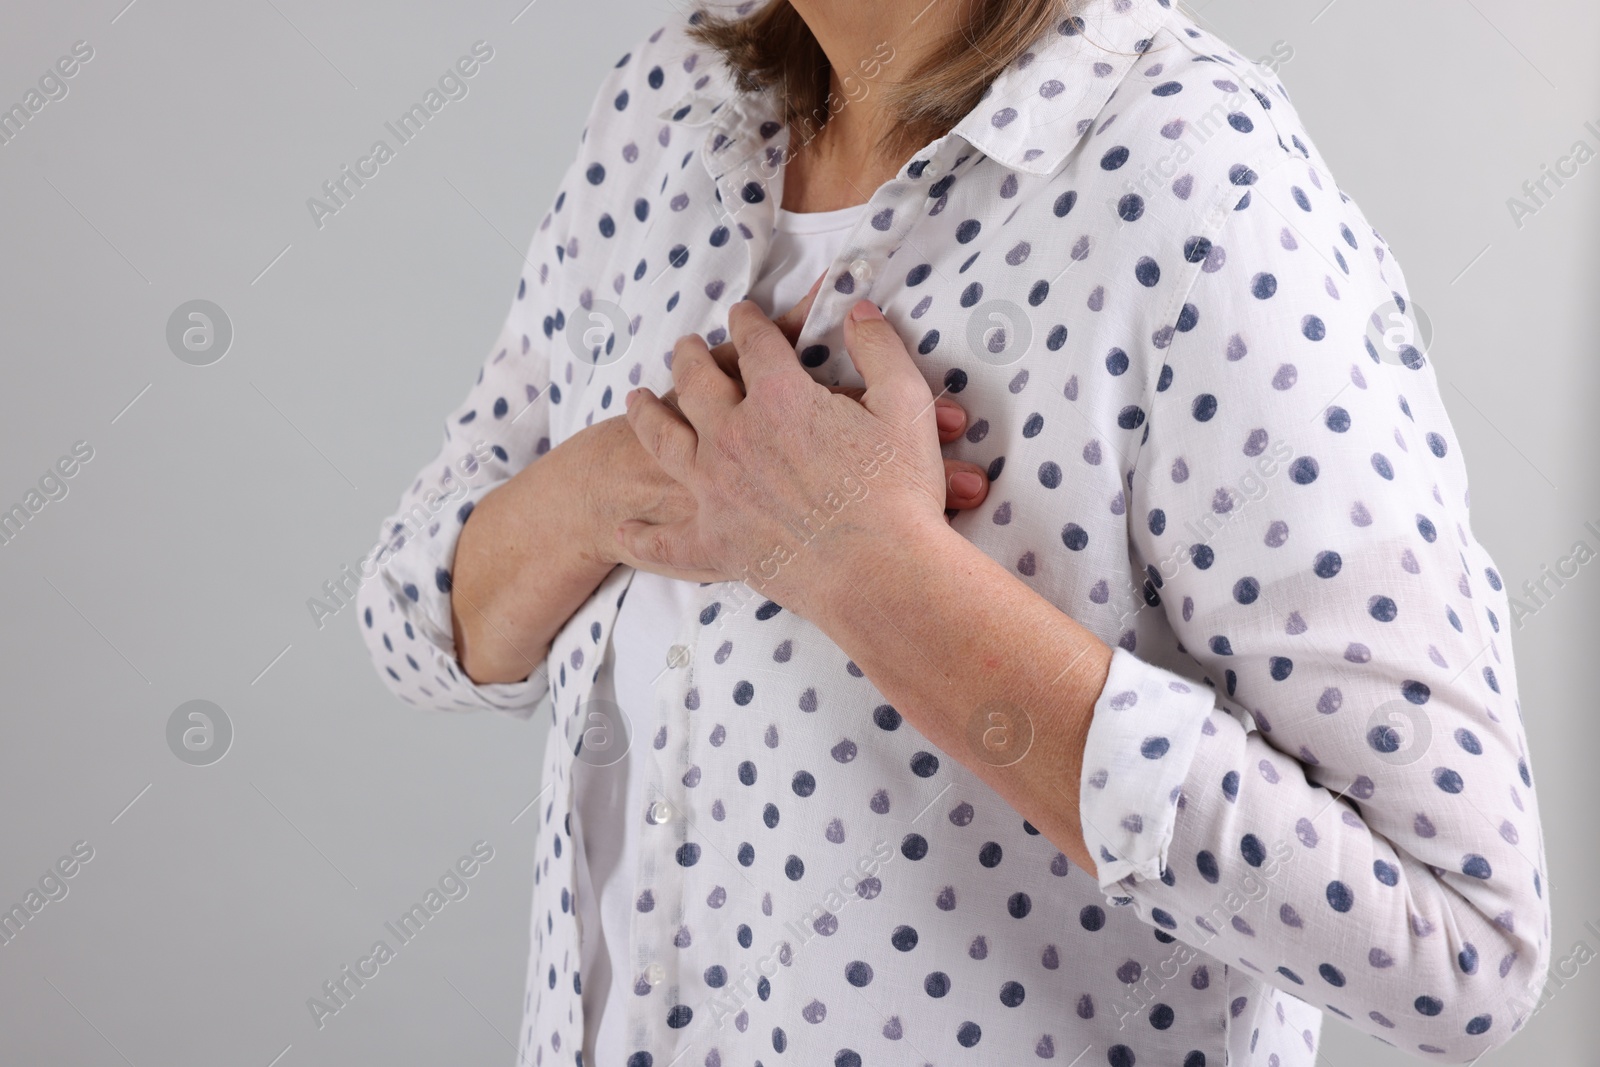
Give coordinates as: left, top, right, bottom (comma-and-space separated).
628, 604, 701, 1058
794, 144, 961, 381
643, 640, 689, 830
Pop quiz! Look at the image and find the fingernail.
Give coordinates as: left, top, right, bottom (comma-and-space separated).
935, 404, 963, 433
950, 471, 983, 497
850, 299, 883, 321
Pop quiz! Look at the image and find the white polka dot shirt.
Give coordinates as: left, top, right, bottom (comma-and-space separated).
356, 3, 1551, 1064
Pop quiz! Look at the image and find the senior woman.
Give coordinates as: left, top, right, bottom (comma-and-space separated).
358, 0, 1550, 1064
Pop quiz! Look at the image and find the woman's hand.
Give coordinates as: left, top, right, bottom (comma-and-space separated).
595, 280, 986, 585
665, 273, 987, 522
588, 388, 987, 582
617, 297, 957, 617
569, 281, 839, 580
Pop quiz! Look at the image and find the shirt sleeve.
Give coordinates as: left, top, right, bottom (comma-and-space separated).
1076, 152, 1551, 1060
354, 65, 625, 715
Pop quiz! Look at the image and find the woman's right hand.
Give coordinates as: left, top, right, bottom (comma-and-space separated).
453, 277, 989, 681
581, 275, 991, 580
575, 413, 712, 576
580, 384, 991, 580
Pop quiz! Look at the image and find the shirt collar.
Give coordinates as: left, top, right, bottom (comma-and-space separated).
660, 0, 1175, 177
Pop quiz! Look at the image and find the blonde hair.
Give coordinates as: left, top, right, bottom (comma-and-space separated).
686, 0, 1072, 161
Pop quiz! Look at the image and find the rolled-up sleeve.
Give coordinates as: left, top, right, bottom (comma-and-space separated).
1081, 647, 1218, 886
355, 42, 658, 717
1076, 153, 1550, 1061
356, 164, 584, 717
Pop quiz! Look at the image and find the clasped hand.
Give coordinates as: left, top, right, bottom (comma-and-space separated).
611, 282, 974, 620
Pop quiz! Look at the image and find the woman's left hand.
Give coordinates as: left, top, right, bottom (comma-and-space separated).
618, 297, 955, 620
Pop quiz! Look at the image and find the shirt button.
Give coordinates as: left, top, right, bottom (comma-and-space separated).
922, 160, 940, 180
849, 258, 872, 286
667, 644, 692, 668
647, 800, 673, 825
646, 962, 665, 985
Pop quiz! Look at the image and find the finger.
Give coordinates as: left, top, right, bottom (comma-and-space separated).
669, 332, 741, 426
831, 384, 966, 444
943, 460, 989, 510
772, 270, 826, 344
615, 518, 699, 574
621, 557, 729, 584
706, 339, 740, 380
624, 388, 697, 481
933, 397, 967, 443
841, 299, 932, 417
830, 384, 966, 444
614, 526, 726, 583
706, 272, 824, 380
728, 299, 810, 391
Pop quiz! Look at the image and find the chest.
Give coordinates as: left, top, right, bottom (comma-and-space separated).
543, 143, 1194, 644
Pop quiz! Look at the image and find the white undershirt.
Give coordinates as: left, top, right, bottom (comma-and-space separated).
576, 202, 866, 1067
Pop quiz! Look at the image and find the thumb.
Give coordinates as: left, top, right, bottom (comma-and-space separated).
842, 299, 929, 416
772, 270, 826, 345
615, 518, 697, 573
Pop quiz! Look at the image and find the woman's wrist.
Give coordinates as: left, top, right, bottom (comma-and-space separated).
451, 431, 621, 685
570, 418, 641, 569
799, 509, 962, 629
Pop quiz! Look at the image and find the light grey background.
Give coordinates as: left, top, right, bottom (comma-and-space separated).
0, 1, 1594, 1064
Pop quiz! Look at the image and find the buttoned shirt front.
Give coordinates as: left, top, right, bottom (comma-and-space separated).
357, 3, 1550, 1065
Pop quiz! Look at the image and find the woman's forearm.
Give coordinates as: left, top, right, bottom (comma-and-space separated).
454, 388, 988, 687
805, 513, 1113, 873
450, 427, 618, 685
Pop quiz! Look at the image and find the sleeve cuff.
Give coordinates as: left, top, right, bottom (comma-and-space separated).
1078, 647, 1216, 893
366, 479, 551, 716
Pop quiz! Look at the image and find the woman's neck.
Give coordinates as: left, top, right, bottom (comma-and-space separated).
781, 0, 976, 212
